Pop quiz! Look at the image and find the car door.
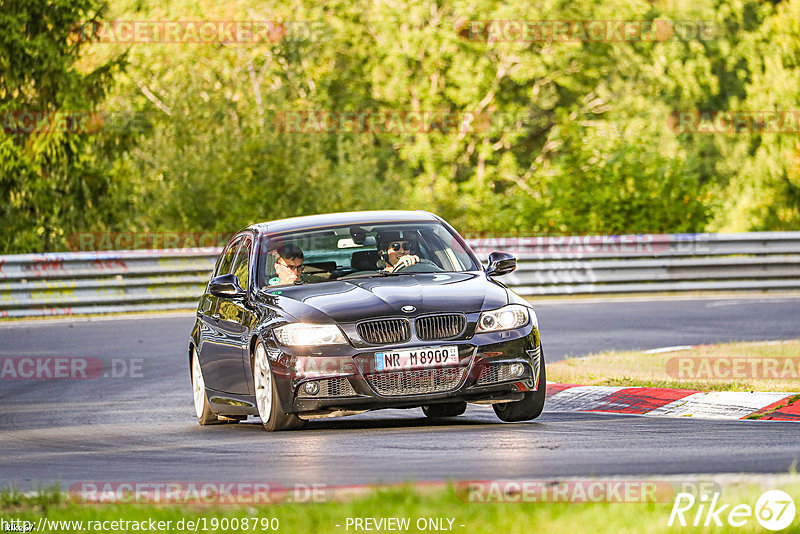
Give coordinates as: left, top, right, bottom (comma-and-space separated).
212, 234, 254, 394
196, 235, 249, 394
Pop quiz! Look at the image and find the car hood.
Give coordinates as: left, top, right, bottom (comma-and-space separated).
257, 272, 509, 323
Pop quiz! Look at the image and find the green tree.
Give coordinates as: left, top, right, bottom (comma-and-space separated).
93, 0, 407, 236
6, 0, 797, 254
0, 0, 126, 252
708, 0, 800, 230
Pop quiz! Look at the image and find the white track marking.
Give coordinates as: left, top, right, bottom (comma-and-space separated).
645, 392, 793, 419
545, 386, 628, 411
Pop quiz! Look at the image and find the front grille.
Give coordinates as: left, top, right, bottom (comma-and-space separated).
357, 318, 411, 345
366, 367, 464, 396
416, 314, 466, 340
298, 377, 356, 397
476, 364, 516, 385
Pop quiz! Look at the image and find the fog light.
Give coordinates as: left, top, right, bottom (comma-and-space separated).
304, 381, 320, 395
509, 363, 525, 378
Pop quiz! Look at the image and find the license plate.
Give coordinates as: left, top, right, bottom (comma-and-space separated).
375, 346, 459, 372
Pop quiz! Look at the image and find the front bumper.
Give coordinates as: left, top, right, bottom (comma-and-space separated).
267, 324, 541, 416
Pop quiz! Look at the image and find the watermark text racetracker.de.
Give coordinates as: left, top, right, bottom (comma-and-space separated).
0, 357, 143, 380
70, 481, 331, 504
67, 231, 231, 252
69, 20, 328, 44
666, 356, 800, 380
0, 111, 158, 135
464, 232, 713, 256
669, 110, 800, 134
457, 479, 720, 503
273, 110, 491, 135
459, 19, 720, 43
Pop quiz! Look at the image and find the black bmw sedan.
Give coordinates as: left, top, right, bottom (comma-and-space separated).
189, 210, 545, 431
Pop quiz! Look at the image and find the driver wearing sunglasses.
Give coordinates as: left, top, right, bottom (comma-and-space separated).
377, 231, 420, 272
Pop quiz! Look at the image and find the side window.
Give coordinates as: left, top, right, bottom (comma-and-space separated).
214, 238, 240, 278
231, 237, 252, 289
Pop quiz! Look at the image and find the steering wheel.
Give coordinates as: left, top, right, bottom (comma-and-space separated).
391, 258, 443, 273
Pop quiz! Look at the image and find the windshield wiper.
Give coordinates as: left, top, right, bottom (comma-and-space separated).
346, 270, 424, 280
340, 271, 391, 280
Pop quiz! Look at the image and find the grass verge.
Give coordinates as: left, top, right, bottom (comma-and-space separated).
548, 339, 800, 392
2, 481, 800, 533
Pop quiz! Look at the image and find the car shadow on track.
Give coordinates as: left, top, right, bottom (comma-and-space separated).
213, 409, 594, 432
191, 410, 630, 434
220, 417, 505, 432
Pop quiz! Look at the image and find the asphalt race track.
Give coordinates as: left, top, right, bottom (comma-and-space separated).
1, 295, 799, 491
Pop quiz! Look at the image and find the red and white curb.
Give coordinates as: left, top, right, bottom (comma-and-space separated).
545, 383, 800, 420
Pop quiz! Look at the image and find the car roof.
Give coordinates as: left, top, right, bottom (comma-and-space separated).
248, 210, 442, 235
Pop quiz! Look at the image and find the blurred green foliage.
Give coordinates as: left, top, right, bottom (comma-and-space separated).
0, 0, 127, 252
1, 0, 799, 253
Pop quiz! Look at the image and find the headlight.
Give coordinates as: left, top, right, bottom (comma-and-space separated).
273, 323, 348, 346
476, 304, 530, 333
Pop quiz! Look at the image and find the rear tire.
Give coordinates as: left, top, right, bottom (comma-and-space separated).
422, 402, 467, 418
493, 353, 546, 422
191, 347, 220, 425
253, 342, 304, 431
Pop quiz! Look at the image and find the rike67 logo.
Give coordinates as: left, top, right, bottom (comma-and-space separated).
668, 490, 796, 531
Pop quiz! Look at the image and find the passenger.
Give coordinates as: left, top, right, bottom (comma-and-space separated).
268, 244, 304, 286
377, 231, 420, 272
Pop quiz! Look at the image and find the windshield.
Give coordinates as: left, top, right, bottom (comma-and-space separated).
257, 221, 479, 288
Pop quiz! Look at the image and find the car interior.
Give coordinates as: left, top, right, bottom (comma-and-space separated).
259, 223, 474, 286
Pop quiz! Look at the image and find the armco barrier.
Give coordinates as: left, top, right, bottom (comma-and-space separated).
0, 250, 219, 318
1, 232, 799, 317
467, 232, 800, 295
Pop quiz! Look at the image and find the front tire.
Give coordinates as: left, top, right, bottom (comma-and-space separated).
422, 402, 467, 418
253, 342, 304, 431
191, 347, 220, 425
493, 353, 546, 422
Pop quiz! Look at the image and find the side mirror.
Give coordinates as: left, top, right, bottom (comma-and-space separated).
485, 251, 517, 276
209, 274, 246, 298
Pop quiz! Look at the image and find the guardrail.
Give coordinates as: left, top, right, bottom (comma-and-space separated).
0, 250, 218, 318
467, 232, 800, 296
1, 232, 799, 317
